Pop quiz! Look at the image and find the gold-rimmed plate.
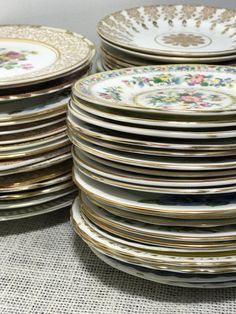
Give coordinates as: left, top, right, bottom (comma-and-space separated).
0, 25, 95, 88
75, 172, 236, 219
0, 181, 74, 200
0, 160, 72, 192
69, 104, 236, 140
73, 65, 236, 116
74, 150, 236, 188
0, 89, 70, 122
97, 5, 236, 57
0, 185, 76, 210
0, 120, 66, 144
73, 138, 236, 171
0, 145, 71, 173
67, 114, 236, 152
0, 192, 76, 221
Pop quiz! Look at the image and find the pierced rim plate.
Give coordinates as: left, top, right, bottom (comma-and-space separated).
97, 5, 236, 57
0, 25, 95, 87
73, 65, 236, 115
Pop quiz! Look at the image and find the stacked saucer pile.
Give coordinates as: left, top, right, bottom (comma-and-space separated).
0, 25, 95, 221
96, 4, 236, 71
69, 64, 236, 288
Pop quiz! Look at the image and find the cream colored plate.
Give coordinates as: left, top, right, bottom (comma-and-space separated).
0, 151, 71, 176
0, 135, 69, 159
101, 39, 236, 63
0, 181, 73, 200
71, 198, 236, 270
76, 148, 236, 179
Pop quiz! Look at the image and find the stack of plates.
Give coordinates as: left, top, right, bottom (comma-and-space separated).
96, 4, 236, 71
0, 25, 95, 221
69, 64, 236, 288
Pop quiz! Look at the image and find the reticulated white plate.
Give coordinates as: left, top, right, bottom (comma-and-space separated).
97, 5, 236, 57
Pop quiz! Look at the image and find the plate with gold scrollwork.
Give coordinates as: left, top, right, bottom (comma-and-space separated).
73, 65, 236, 116
0, 25, 95, 87
97, 5, 236, 57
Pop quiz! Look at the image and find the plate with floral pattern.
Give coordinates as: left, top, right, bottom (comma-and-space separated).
75, 172, 236, 219
97, 5, 236, 57
72, 95, 236, 129
73, 65, 236, 116
0, 25, 95, 87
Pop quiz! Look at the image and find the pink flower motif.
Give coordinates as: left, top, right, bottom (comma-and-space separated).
21, 63, 33, 70
5, 51, 23, 59
99, 93, 112, 99
180, 95, 202, 103
199, 102, 209, 107
190, 74, 205, 85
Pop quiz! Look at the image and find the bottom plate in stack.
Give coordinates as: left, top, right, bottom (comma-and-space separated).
71, 194, 236, 288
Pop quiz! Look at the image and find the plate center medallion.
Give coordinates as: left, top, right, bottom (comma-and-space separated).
134, 88, 234, 111
155, 32, 212, 49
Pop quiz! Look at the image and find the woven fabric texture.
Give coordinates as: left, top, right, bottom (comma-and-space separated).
1, 208, 236, 314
